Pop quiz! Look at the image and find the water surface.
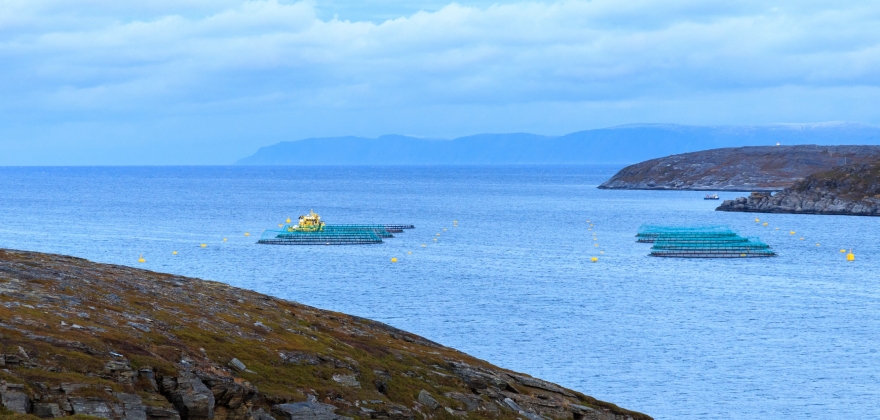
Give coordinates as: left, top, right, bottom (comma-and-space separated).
0, 166, 877, 419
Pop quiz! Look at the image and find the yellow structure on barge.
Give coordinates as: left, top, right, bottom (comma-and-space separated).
287, 210, 326, 232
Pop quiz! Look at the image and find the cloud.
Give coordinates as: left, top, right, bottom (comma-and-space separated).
1, 0, 879, 163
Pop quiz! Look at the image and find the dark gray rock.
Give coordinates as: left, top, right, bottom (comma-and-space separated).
1, 382, 32, 414
145, 406, 182, 420
198, 373, 257, 420
163, 373, 215, 420
228, 358, 247, 372
69, 397, 116, 419
115, 392, 147, 420
33, 402, 63, 418
416, 390, 439, 410
272, 402, 352, 420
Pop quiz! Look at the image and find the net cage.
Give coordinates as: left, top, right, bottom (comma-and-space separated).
637, 225, 777, 258
635, 225, 739, 243
257, 224, 414, 245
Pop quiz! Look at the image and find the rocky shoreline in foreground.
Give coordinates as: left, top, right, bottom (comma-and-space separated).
0, 249, 649, 420
716, 162, 880, 216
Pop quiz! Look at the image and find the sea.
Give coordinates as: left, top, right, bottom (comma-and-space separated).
0, 165, 877, 420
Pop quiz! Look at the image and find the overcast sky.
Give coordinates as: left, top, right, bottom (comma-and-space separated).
2, 0, 879, 164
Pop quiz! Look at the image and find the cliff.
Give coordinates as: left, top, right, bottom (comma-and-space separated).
597, 145, 880, 191
716, 161, 880, 216
0, 249, 649, 420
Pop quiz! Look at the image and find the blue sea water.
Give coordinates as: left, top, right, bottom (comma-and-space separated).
0, 165, 878, 419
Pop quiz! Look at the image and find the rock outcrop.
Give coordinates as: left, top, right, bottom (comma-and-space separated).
716, 161, 880, 215
0, 249, 650, 420
598, 145, 880, 191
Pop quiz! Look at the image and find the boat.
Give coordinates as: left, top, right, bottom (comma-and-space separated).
704, 194, 720, 200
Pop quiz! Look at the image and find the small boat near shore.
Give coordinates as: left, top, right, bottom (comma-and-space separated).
703, 194, 720, 200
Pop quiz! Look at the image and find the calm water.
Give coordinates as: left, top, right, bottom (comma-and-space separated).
1, 166, 878, 419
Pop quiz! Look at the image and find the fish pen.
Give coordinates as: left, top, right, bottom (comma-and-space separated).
258, 228, 384, 245
636, 225, 739, 243
257, 211, 414, 245
637, 225, 777, 258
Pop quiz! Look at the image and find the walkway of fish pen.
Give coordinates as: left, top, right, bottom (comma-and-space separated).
637, 225, 777, 258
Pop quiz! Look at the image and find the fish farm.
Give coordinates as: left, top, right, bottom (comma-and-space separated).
637, 225, 777, 258
257, 210, 414, 245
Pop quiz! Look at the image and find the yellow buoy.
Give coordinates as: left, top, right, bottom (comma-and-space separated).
762, 222, 768, 226
587, 220, 591, 223
840, 249, 846, 253
278, 224, 283, 228
286, 217, 291, 224
775, 228, 780, 230
590, 257, 598, 263
244, 232, 250, 236
390, 257, 398, 263
138, 255, 145, 263
200, 243, 207, 248
433, 238, 438, 242
799, 237, 804, 241
422, 244, 427, 247
407, 251, 412, 255
755, 217, 760, 222
223, 238, 227, 242
816, 243, 820, 246
740, 253, 746, 257
599, 251, 604, 254
846, 251, 855, 261
436, 233, 441, 236
593, 237, 597, 241
172, 251, 178, 255
594, 243, 599, 247
789, 231, 795, 235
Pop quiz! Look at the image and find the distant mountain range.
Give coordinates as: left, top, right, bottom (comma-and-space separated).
236, 123, 880, 165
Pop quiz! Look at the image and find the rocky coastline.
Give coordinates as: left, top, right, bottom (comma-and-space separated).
0, 249, 649, 420
716, 162, 880, 216
598, 145, 880, 191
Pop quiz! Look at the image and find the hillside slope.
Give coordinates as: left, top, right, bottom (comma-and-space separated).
0, 249, 649, 420
236, 123, 880, 165
597, 145, 880, 191
716, 161, 880, 215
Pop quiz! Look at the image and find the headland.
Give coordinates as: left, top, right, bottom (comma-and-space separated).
598, 145, 880, 191
0, 249, 649, 420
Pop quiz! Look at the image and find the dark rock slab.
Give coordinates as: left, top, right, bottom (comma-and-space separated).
272, 402, 352, 420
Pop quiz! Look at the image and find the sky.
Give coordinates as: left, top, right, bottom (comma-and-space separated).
2, 0, 880, 164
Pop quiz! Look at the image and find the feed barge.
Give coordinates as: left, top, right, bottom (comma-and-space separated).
257, 210, 414, 245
